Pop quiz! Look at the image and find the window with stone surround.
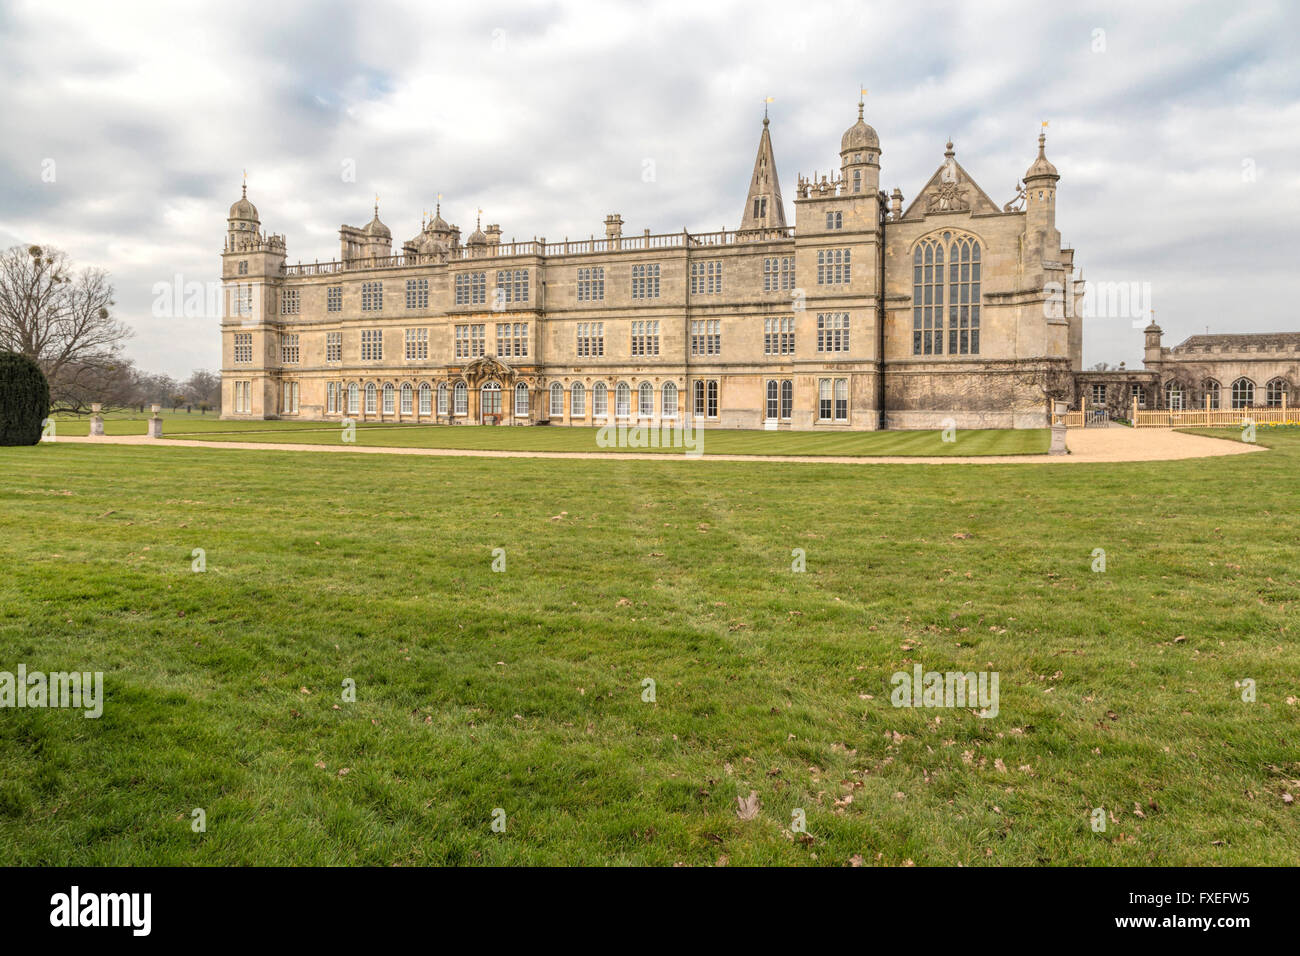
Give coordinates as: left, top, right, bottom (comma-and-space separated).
233, 332, 253, 363
361, 281, 383, 311
281, 333, 299, 364
817, 312, 849, 353
405, 278, 428, 309
577, 267, 605, 301
495, 269, 529, 306
455, 324, 485, 359
361, 329, 383, 360
455, 272, 487, 306
691, 319, 720, 356
327, 286, 342, 312
816, 248, 850, 285
763, 256, 794, 291
631, 263, 660, 299
764, 316, 794, 355
690, 260, 722, 295
405, 328, 428, 360
912, 231, 981, 356
326, 331, 341, 362
496, 323, 528, 358
631, 320, 659, 356
281, 289, 299, 315
1232, 378, 1254, 409
577, 322, 604, 357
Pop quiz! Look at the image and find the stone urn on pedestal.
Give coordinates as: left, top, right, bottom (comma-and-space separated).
89, 403, 104, 437
147, 404, 163, 439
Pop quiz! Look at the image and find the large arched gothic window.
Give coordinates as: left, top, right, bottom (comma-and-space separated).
1164, 380, 1184, 411
1231, 378, 1254, 409
1203, 379, 1220, 411
1266, 378, 1288, 408
912, 231, 981, 356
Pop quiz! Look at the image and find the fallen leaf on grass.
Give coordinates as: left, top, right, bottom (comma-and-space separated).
736, 791, 761, 821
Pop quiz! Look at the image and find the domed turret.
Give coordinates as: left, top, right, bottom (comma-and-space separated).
466, 211, 488, 253
429, 201, 451, 234
229, 183, 259, 223
365, 201, 391, 239
839, 99, 880, 195
840, 101, 880, 153
1024, 132, 1059, 183
226, 181, 261, 250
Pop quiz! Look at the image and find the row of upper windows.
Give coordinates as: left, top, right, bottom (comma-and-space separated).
239, 315, 852, 365
259, 253, 853, 316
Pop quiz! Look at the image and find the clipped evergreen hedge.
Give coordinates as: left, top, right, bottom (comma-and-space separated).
0, 352, 51, 446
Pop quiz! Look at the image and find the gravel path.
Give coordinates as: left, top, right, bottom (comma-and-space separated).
53, 427, 1262, 465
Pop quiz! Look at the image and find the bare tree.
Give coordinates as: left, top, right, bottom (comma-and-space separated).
184, 369, 221, 410
0, 244, 130, 410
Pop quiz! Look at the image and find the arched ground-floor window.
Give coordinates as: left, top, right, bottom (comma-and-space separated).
1266, 378, 1288, 407
662, 381, 677, 418
1232, 378, 1254, 409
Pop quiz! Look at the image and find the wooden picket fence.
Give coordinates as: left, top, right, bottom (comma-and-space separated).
1131, 407, 1294, 428
1053, 396, 1294, 429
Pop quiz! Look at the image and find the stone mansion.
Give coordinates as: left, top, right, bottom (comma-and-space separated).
220, 105, 1088, 429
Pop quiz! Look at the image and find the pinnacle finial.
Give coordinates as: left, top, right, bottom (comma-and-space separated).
858, 85, 867, 120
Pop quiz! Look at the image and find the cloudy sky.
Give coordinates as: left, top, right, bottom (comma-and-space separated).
1, 0, 1296, 378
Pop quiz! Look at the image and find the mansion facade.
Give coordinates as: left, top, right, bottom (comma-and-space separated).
221, 104, 1086, 429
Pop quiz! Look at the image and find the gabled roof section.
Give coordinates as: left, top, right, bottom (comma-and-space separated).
900, 143, 1002, 221
738, 116, 787, 231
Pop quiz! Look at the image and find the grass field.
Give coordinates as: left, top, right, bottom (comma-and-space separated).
0, 428, 1296, 865
50, 411, 1050, 457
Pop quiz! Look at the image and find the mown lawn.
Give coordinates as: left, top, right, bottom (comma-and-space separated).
0, 429, 1296, 865
51, 412, 1048, 457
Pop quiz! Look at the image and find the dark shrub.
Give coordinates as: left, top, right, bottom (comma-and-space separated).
0, 352, 51, 446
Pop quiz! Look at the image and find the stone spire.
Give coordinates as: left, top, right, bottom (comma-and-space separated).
738, 112, 786, 231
